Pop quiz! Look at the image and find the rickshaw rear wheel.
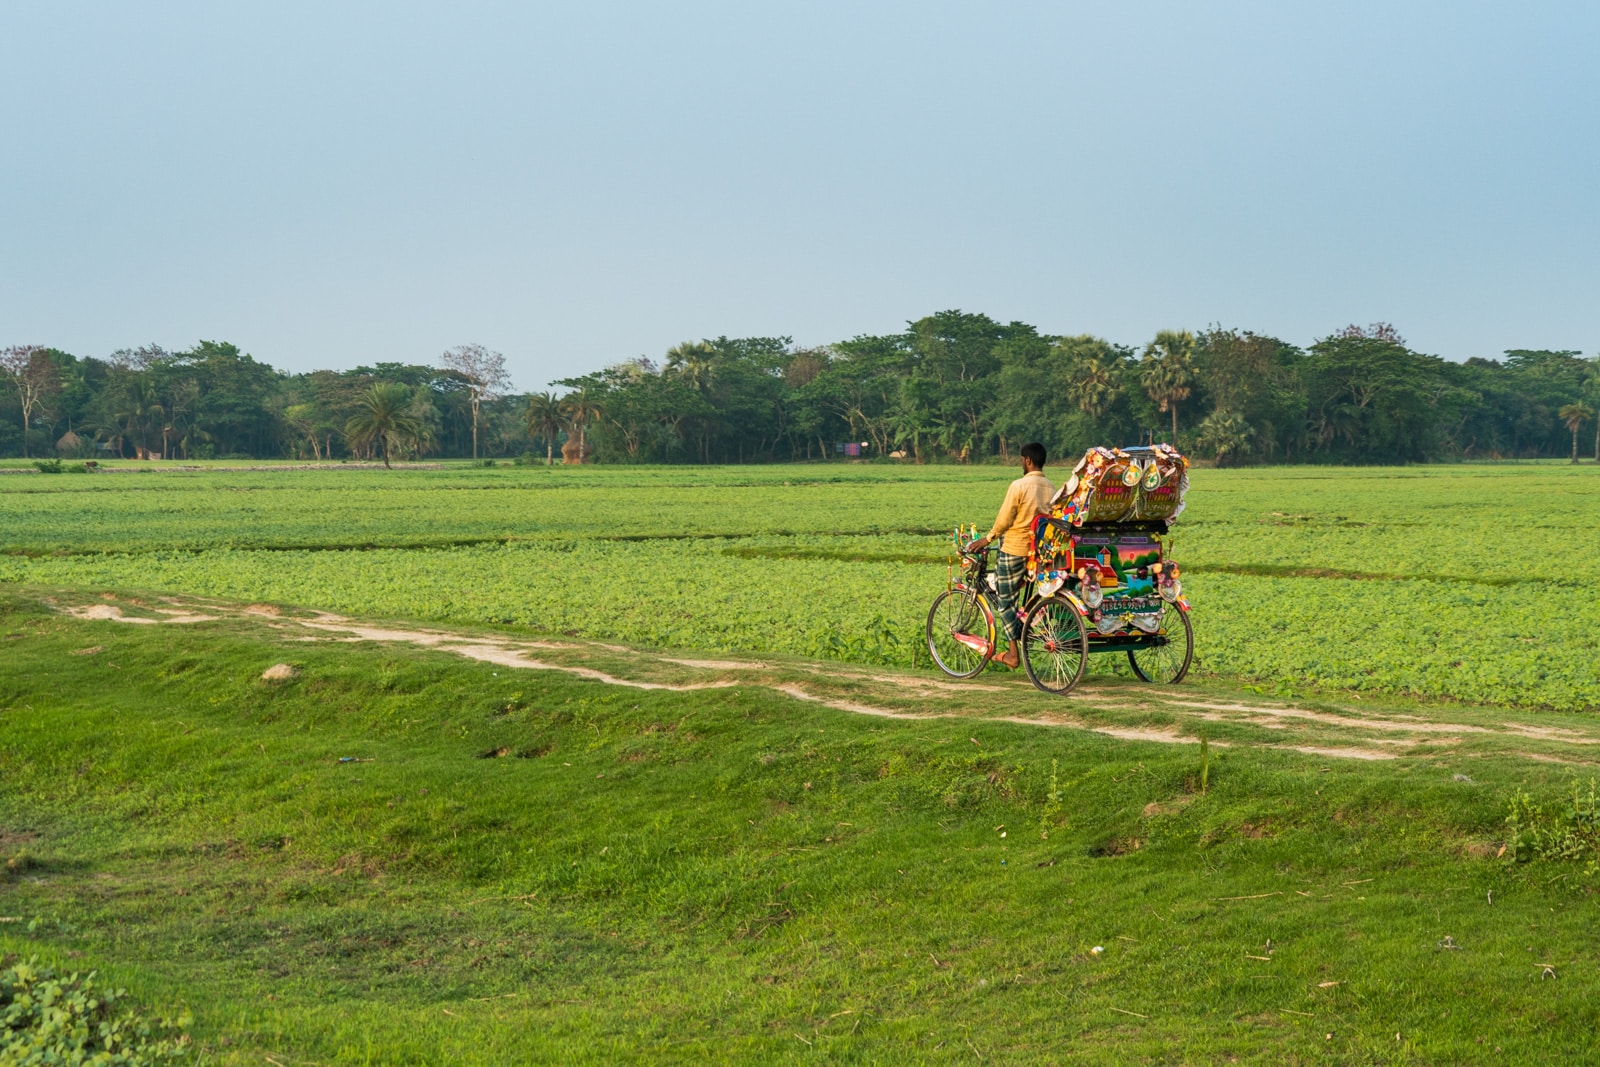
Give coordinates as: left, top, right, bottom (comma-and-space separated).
926, 586, 995, 678
1127, 602, 1193, 684
1021, 596, 1090, 696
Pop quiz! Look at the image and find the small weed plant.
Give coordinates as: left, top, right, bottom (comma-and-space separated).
1505, 779, 1600, 870
0, 957, 190, 1065
1039, 758, 1063, 835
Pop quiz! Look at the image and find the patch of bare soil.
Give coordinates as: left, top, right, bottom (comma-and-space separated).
435, 642, 741, 692
1000, 715, 1228, 748
1142, 796, 1197, 818
1089, 724, 1191, 744
772, 684, 934, 720
1501, 723, 1600, 744
151, 608, 220, 623
662, 658, 769, 671
1163, 699, 1493, 736
861, 674, 1008, 694
1513, 751, 1597, 766
1092, 835, 1144, 856
61, 602, 217, 624
63, 604, 157, 623
1283, 745, 1396, 761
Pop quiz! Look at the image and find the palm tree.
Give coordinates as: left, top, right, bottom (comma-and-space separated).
159, 377, 197, 460
402, 389, 440, 460
523, 392, 565, 466
558, 386, 601, 464
344, 382, 424, 469
1558, 402, 1593, 465
1072, 356, 1122, 419
113, 376, 164, 459
1585, 365, 1600, 461
1140, 330, 1195, 442
665, 341, 716, 461
1195, 409, 1253, 468
665, 341, 716, 392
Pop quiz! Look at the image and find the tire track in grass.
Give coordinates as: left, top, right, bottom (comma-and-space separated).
37, 591, 1600, 763
289, 613, 743, 693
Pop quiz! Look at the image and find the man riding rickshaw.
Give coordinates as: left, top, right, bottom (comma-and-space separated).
926, 443, 1194, 695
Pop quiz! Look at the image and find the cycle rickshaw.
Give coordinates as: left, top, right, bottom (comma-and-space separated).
925, 444, 1194, 695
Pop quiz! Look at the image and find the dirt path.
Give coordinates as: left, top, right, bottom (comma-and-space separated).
45, 592, 1600, 767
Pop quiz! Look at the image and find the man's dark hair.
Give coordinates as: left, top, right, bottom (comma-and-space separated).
1021, 442, 1047, 468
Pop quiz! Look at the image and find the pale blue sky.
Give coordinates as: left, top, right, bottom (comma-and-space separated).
4, 1, 1596, 389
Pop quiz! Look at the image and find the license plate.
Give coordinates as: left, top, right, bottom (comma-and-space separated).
1101, 596, 1160, 615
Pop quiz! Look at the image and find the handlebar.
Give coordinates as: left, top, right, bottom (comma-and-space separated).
950, 524, 991, 559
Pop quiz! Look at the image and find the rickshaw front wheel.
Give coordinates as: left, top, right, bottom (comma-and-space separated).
1021, 596, 1090, 696
926, 586, 995, 679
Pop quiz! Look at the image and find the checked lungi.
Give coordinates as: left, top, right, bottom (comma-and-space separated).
992, 550, 1028, 643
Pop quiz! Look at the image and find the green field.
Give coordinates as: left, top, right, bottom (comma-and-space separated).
4, 462, 1600, 1063
3, 462, 1596, 709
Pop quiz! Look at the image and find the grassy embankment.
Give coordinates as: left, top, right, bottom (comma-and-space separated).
4, 590, 1600, 1063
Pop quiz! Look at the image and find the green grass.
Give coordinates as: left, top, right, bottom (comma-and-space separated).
4, 593, 1600, 1063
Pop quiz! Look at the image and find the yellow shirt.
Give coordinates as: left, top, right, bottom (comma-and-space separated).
988, 470, 1055, 556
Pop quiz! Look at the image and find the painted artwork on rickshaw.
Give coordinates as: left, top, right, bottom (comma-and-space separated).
1032, 525, 1161, 594
1069, 535, 1161, 595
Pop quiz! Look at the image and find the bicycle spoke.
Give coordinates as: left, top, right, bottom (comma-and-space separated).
928, 589, 993, 679
1022, 598, 1087, 695
1128, 602, 1192, 684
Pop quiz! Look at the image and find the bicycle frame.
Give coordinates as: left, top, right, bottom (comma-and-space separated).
944, 540, 1185, 651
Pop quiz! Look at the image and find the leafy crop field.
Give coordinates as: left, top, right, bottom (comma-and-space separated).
2, 462, 1596, 708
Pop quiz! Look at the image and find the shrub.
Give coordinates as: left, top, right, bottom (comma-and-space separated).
1505, 779, 1600, 869
30, 460, 63, 474
0, 957, 190, 1064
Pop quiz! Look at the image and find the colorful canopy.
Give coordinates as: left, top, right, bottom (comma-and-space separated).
1052, 444, 1188, 526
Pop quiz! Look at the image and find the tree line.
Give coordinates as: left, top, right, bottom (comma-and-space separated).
0, 341, 513, 466
4, 313, 1599, 465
